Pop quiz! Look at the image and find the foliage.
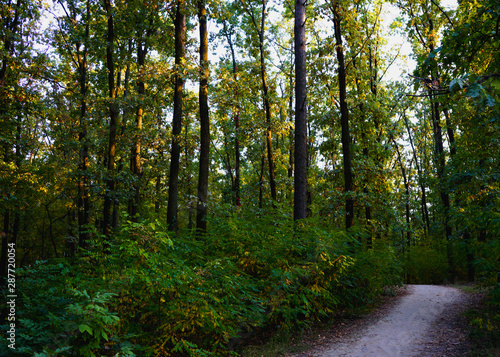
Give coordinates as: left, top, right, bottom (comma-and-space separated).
405, 244, 449, 284
0, 261, 134, 356
1, 211, 403, 356
467, 286, 500, 357
1, 0, 500, 354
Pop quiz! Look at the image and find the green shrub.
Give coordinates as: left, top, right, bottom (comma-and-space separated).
3, 210, 404, 356
0, 261, 134, 357
405, 245, 449, 284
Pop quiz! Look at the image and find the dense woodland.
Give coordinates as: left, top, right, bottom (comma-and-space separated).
1, 0, 499, 355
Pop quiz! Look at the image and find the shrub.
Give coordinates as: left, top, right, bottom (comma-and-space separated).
405, 245, 449, 284
0, 261, 134, 356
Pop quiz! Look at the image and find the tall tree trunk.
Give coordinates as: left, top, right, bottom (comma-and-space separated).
430, 96, 451, 237
1, 0, 21, 286
404, 111, 430, 233
394, 141, 411, 248
364, 44, 380, 249
246, 0, 277, 205
76, 0, 90, 249
333, 4, 354, 230
167, 0, 186, 232
430, 92, 455, 280
0, 0, 20, 82
240, 0, 276, 206
102, 0, 118, 239
288, 45, 295, 181
185, 121, 194, 229
428, 18, 452, 243
294, 0, 307, 221
354, 55, 372, 247
258, 147, 265, 209
196, 0, 210, 234
223, 21, 241, 206
443, 108, 456, 156
234, 113, 241, 206
444, 107, 473, 280
129, 39, 147, 222
258, 3, 277, 206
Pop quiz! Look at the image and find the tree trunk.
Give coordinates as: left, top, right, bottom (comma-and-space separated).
223, 21, 241, 206
129, 39, 147, 222
257, 0, 277, 205
77, 0, 90, 248
294, 0, 307, 221
167, 0, 186, 232
259, 147, 265, 209
333, 4, 354, 230
430, 92, 455, 280
430, 97, 452, 237
234, 113, 241, 206
404, 111, 430, 233
0, 0, 20, 286
394, 142, 411, 247
196, 0, 210, 234
102, 0, 118, 240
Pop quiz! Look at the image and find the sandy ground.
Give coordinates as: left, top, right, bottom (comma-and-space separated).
289, 285, 476, 357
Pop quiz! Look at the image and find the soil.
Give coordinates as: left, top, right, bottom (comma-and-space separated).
285, 285, 483, 357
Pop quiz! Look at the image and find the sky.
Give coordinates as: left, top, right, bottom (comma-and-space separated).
38, 0, 458, 90
381, 0, 458, 82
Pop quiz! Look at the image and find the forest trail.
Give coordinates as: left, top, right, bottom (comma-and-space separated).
289, 285, 475, 357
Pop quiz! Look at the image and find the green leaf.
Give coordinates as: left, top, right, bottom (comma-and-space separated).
78, 324, 93, 335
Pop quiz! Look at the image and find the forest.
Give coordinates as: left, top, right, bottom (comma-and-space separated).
0, 0, 499, 355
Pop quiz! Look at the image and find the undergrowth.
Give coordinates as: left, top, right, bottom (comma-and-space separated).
467, 285, 500, 357
0, 209, 403, 356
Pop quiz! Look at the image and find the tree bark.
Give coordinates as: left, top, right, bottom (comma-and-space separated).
259, 147, 265, 209
129, 39, 147, 222
333, 4, 354, 230
430, 92, 455, 281
430, 96, 451, 238
394, 141, 411, 248
223, 21, 241, 206
196, 0, 210, 234
294, 0, 307, 221
76, 0, 90, 248
258, 2, 277, 206
403, 111, 430, 233
102, 0, 118, 240
167, 0, 186, 231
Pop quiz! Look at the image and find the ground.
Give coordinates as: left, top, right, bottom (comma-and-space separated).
283, 285, 483, 357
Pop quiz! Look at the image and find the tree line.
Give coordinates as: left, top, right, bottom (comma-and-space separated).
0, 0, 499, 343
1, 0, 499, 354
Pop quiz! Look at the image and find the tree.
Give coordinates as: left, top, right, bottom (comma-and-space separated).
196, 0, 210, 234
220, 15, 241, 207
102, 0, 119, 239
1, 0, 44, 282
331, 1, 354, 230
167, 0, 186, 232
239, 0, 277, 206
54, 0, 92, 249
293, 0, 307, 221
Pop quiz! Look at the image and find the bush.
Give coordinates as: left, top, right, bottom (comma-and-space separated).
0, 261, 134, 356
405, 245, 449, 284
3, 210, 404, 356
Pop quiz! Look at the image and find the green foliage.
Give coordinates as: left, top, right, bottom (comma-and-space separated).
467, 285, 500, 357
116, 211, 401, 354
3, 210, 403, 356
0, 261, 134, 356
405, 245, 449, 284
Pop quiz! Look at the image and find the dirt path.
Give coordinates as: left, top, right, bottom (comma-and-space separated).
289, 285, 477, 357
